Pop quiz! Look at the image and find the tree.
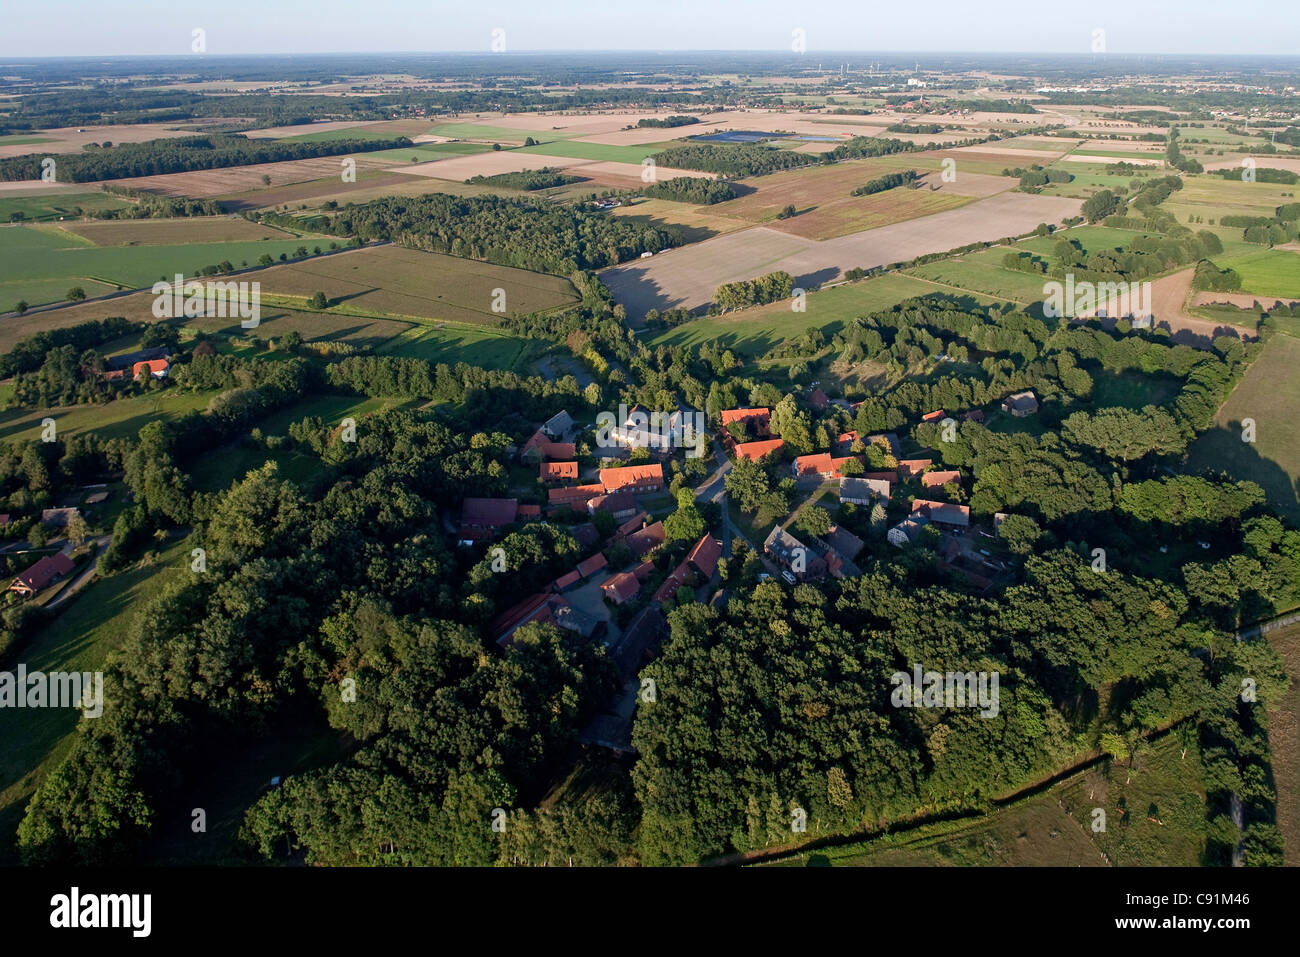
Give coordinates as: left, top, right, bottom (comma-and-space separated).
796, 505, 832, 539
14, 300, 27, 315
261, 174, 272, 186
309, 291, 329, 309
66, 287, 86, 302
66, 512, 89, 546
664, 488, 705, 543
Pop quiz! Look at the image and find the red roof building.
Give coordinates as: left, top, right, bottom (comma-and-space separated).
553, 570, 582, 592
460, 497, 518, 531
517, 504, 542, 520
577, 552, 608, 579
808, 388, 828, 410
720, 408, 771, 437
601, 571, 641, 605
734, 438, 785, 463
540, 461, 579, 483
921, 469, 961, 488
9, 552, 75, 597
133, 358, 171, 379
653, 563, 692, 604
792, 453, 859, 481
911, 499, 971, 528
521, 429, 576, 461
599, 464, 663, 494
548, 484, 604, 509
626, 520, 667, 557
896, 459, 933, 480
686, 534, 722, 579
921, 409, 946, 423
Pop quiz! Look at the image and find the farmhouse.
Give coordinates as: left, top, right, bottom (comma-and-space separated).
911, 499, 971, 530
133, 358, 171, 380
548, 484, 604, 510
577, 552, 608, 579
1002, 391, 1039, 417
587, 491, 638, 521
921, 469, 962, 488
613, 511, 652, 540
921, 409, 946, 423
491, 592, 601, 649
542, 410, 574, 439
792, 453, 859, 482
625, 520, 667, 557
686, 532, 723, 580
734, 438, 785, 463
41, 507, 79, 528
601, 571, 642, 605
10, 552, 76, 597
824, 525, 865, 564
720, 408, 771, 438
896, 459, 933, 480
764, 526, 809, 574
888, 515, 929, 547
840, 476, 891, 505
521, 429, 576, 461
599, 463, 664, 494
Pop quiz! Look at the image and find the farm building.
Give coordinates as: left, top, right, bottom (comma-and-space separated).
521, 429, 576, 461
10, 552, 76, 597
1001, 391, 1039, 417
601, 572, 642, 605
888, 515, 930, 547
921, 409, 946, 423
720, 408, 771, 438
896, 459, 933, 480
792, 453, 859, 482
911, 499, 971, 530
625, 520, 667, 557
541, 410, 575, 439
734, 438, 785, 462
577, 552, 608, 579
686, 533, 722, 580
587, 491, 638, 521
921, 469, 962, 488
41, 507, 80, 528
599, 463, 663, 494
459, 498, 518, 538
547, 484, 604, 510
540, 461, 579, 484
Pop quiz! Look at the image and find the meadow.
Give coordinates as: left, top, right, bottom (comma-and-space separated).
1219, 249, 1300, 300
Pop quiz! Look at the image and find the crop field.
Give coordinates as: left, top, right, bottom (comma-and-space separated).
1219, 249, 1300, 300
60, 216, 297, 245
516, 139, 686, 165
604, 191, 1082, 316
378, 322, 538, 367
0, 123, 200, 159
184, 304, 413, 349
1186, 332, 1300, 523
610, 198, 751, 242
353, 140, 495, 165
212, 170, 445, 210
647, 272, 940, 355
105, 156, 363, 198
255, 244, 579, 323
905, 248, 1054, 304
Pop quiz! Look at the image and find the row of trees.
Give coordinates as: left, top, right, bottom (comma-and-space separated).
714, 270, 795, 312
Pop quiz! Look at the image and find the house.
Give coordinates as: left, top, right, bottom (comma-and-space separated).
625, 520, 667, 557
792, 453, 858, 483
896, 458, 933, 480
9, 552, 76, 597
83, 491, 109, 505
460, 498, 518, 535
833, 431, 860, 455
601, 571, 642, 605
921, 409, 946, 423
587, 491, 638, 522
921, 469, 961, 488
540, 461, 579, 484
577, 552, 608, 579
572, 523, 601, 550
734, 438, 785, 463
862, 471, 898, 483
686, 533, 722, 580
521, 429, 576, 461
491, 592, 600, 649
599, 464, 663, 494
614, 511, 652, 540
547, 484, 604, 510
840, 476, 890, 505
633, 560, 656, 581
542, 410, 574, 439
1001, 391, 1039, 417
133, 358, 170, 379
808, 387, 829, 410
963, 409, 985, 423
824, 525, 864, 563
719, 408, 771, 439
606, 406, 691, 453
888, 515, 930, 547
764, 526, 807, 570
652, 562, 693, 605
911, 499, 971, 530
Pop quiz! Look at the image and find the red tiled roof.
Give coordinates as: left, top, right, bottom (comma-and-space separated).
577, 552, 608, 578
517, 504, 541, 518
541, 461, 579, 482
626, 520, 666, 557
11, 552, 75, 594
720, 408, 770, 430
601, 571, 641, 604
837, 431, 859, 444
461, 497, 518, 528
794, 454, 859, 479
553, 570, 582, 591
133, 358, 170, 377
921, 409, 946, 423
599, 463, 663, 492
653, 563, 691, 604
615, 511, 651, 539
686, 534, 722, 579
911, 499, 971, 526
734, 438, 784, 462
921, 469, 961, 487
897, 459, 933, 479
863, 471, 897, 482
808, 388, 828, 409
633, 560, 656, 581
548, 484, 603, 507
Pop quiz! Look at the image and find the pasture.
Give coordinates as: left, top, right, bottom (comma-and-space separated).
60, 216, 298, 245
0, 388, 221, 443
0, 190, 130, 222
1219, 249, 1300, 300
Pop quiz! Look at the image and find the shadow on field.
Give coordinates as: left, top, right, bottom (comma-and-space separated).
1186, 419, 1300, 525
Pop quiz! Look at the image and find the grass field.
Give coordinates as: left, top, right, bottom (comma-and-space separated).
255, 244, 579, 324
766, 735, 1205, 866
351, 141, 496, 165
1185, 332, 1300, 523
0, 388, 221, 443
1266, 622, 1300, 866
648, 272, 940, 356
906, 248, 1052, 304
0, 191, 131, 222
517, 139, 685, 165
1219, 249, 1300, 300
0, 536, 191, 864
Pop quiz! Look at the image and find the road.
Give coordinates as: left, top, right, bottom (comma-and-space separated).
46, 535, 112, 610
694, 438, 760, 561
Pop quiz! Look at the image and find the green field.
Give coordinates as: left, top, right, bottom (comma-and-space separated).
1219, 249, 1300, 300
378, 321, 539, 367
355, 141, 496, 165
0, 223, 327, 307
648, 272, 941, 356
0, 389, 221, 444
1186, 332, 1300, 523
517, 139, 685, 165
427, 122, 582, 142
0, 191, 131, 222
906, 249, 1052, 304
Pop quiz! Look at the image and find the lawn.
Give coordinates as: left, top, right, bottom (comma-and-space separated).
906, 249, 1053, 304
0, 535, 191, 863
1185, 332, 1300, 523
0, 191, 131, 223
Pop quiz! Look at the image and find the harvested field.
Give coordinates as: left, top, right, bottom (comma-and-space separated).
1201, 156, 1300, 175
105, 157, 359, 198
255, 244, 578, 323
242, 119, 389, 139
0, 124, 198, 160
604, 190, 1082, 316
568, 160, 712, 185
771, 186, 970, 240
1075, 267, 1257, 347
610, 199, 750, 241
61, 216, 296, 246
947, 144, 1072, 161
398, 151, 592, 179
1061, 154, 1164, 167
214, 171, 440, 210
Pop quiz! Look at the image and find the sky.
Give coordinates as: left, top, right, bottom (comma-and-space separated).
2, 0, 1298, 58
